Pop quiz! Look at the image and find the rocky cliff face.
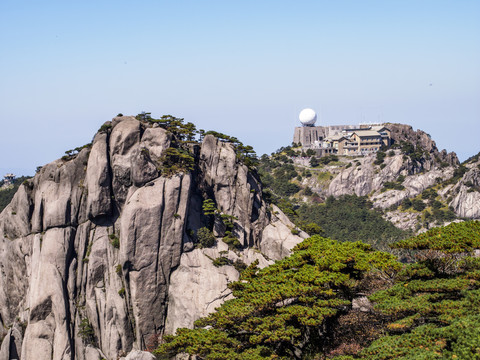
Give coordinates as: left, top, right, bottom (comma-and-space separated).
325, 123, 458, 202
447, 155, 480, 219
0, 116, 304, 360
386, 123, 459, 167
326, 150, 456, 209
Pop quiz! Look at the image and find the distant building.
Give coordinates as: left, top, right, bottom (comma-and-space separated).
3, 173, 15, 187
293, 109, 391, 157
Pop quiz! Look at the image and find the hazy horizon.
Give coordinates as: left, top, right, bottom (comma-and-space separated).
1, 0, 479, 176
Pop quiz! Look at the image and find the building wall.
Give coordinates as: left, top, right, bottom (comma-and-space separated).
294, 124, 391, 157
293, 126, 325, 147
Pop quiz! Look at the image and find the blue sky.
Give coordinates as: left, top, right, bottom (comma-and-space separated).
1, 0, 479, 176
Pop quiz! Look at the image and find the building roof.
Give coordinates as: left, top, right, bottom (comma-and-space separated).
371, 125, 390, 132
352, 130, 383, 137
325, 134, 346, 141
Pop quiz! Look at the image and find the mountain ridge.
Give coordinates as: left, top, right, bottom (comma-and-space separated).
0, 115, 305, 360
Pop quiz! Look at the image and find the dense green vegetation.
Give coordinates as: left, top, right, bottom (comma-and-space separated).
295, 195, 412, 250
258, 147, 412, 250
155, 236, 400, 359
155, 221, 480, 359
0, 176, 31, 213
353, 221, 480, 359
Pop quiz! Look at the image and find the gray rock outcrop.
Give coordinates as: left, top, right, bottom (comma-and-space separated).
0, 116, 304, 359
449, 156, 480, 219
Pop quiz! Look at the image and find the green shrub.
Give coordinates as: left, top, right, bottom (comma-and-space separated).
212, 256, 231, 267
154, 236, 400, 359
109, 234, 120, 248
223, 232, 241, 250
302, 222, 322, 235
159, 147, 195, 176
197, 227, 215, 248
98, 123, 112, 132
233, 259, 247, 273
383, 181, 405, 191
319, 154, 339, 165
118, 287, 125, 297
402, 198, 412, 209
374, 151, 386, 165
309, 157, 319, 167
78, 318, 95, 345
412, 198, 426, 211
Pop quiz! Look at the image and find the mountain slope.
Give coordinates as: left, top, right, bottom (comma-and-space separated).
0, 115, 305, 360
259, 124, 477, 243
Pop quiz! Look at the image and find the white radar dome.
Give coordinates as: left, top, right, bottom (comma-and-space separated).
299, 108, 317, 126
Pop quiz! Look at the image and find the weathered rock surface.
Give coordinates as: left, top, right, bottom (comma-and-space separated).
260, 205, 308, 260
386, 123, 459, 167
323, 123, 459, 203
326, 149, 455, 208
0, 116, 304, 359
371, 167, 455, 209
449, 157, 480, 219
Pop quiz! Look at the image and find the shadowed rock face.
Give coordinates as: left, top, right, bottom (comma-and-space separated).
0, 116, 304, 360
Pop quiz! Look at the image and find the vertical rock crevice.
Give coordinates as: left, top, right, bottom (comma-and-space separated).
0, 116, 305, 359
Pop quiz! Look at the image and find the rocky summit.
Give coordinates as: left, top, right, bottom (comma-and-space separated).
0, 116, 305, 360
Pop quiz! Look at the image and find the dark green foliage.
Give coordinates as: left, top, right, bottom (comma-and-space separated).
159, 147, 194, 175
444, 165, 468, 185
204, 130, 258, 168
295, 195, 411, 249
140, 114, 197, 142
223, 231, 242, 250
212, 256, 231, 267
303, 186, 313, 196
431, 199, 443, 209
98, 123, 112, 132
401, 197, 412, 209
0, 176, 32, 213
373, 151, 386, 165
303, 222, 323, 235
155, 236, 400, 359
202, 199, 217, 216
421, 187, 438, 200
412, 198, 426, 211
357, 221, 480, 359
109, 233, 120, 248
309, 157, 319, 167
258, 161, 300, 197
382, 181, 405, 191
400, 141, 426, 163
382, 175, 405, 191
233, 259, 248, 273
319, 155, 339, 165
211, 256, 246, 273
197, 227, 216, 248
391, 220, 480, 253
78, 318, 95, 345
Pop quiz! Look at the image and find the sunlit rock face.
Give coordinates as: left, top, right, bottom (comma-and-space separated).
0, 116, 305, 359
